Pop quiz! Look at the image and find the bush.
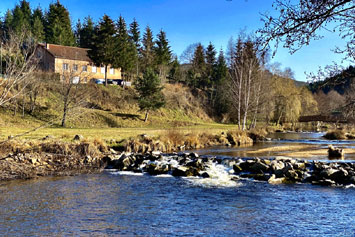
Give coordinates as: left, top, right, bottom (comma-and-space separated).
323, 130, 346, 140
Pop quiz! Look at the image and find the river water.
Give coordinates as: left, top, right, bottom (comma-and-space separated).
1, 132, 355, 236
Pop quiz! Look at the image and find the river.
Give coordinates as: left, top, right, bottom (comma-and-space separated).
1, 132, 355, 236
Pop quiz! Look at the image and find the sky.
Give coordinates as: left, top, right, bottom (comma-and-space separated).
0, 0, 350, 82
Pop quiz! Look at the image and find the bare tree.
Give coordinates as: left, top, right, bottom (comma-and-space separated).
259, 0, 354, 59
0, 30, 38, 107
58, 62, 91, 127
229, 36, 263, 130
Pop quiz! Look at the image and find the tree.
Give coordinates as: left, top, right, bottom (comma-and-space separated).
168, 56, 182, 83
129, 18, 140, 50
213, 49, 229, 115
189, 43, 206, 88
11, 2, 31, 35
31, 7, 45, 42
88, 14, 116, 86
45, 0, 75, 46
135, 68, 165, 122
154, 29, 172, 82
129, 18, 140, 76
114, 15, 137, 80
77, 16, 95, 49
3, 10, 14, 39
259, 0, 355, 62
58, 64, 88, 127
180, 43, 199, 64
141, 26, 155, 69
0, 30, 38, 107
205, 42, 217, 84
229, 36, 263, 130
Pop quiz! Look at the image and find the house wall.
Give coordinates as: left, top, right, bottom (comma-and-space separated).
54, 58, 122, 83
36, 46, 55, 72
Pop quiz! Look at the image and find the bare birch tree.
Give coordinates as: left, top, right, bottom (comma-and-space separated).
229, 36, 263, 130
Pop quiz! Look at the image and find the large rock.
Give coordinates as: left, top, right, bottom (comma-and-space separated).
268, 174, 287, 185
328, 145, 344, 159
172, 166, 199, 177
250, 160, 269, 173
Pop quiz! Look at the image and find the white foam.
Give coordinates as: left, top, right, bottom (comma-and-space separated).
185, 162, 242, 188
108, 171, 144, 176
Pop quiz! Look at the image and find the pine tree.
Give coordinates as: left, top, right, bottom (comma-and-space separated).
129, 18, 140, 49
135, 68, 165, 122
74, 19, 82, 46
11, 3, 31, 35
129, 18, 140, 77
32, 15, 45, 42
115, 15, 137, 80
3, 10, 14, 39
205, 42, 217, 87
168, 56, 182, 83
31, 6, 45, 42
189, 43, 206, 88
78, 16, 95, 49
154, 29, 172, 81
19, 0, 31, 26
45, 0, 75, 46
213, 49, 230, 115
141, 26, 155, 69
88, 14, 116, 86
215, 49, 228, 85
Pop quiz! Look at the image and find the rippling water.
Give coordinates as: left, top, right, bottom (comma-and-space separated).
1, 172, 355, 236
1, 132, 355, 236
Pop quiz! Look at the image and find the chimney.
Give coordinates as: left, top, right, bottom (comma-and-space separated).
46, 43, 49, 49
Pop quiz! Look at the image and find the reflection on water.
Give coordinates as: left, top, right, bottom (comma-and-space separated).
1, 173, 355, 235
192, 132, 355, 160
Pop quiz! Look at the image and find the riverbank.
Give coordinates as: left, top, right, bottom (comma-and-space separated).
0, 140, 107, 181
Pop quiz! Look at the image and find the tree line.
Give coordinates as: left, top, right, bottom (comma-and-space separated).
2, 0, 348, 128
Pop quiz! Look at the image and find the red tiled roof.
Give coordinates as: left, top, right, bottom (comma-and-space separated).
41, 43, 92, 62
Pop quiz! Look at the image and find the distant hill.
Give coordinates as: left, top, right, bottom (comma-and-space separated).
309, 66, 355, 94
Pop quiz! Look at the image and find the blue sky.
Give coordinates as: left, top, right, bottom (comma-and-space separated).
0, 0, 349, 81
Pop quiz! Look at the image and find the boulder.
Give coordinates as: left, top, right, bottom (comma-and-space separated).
268, 174, 287, 185
233, 164, 243, 174
250, 160, 269, 173
328, 145, 344, 159
172, 166, 199, 177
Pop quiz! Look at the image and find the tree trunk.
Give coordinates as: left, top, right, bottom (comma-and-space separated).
144, 110, 149, 122
61, 104, 68, 127
104, 65, 108, 86
22, 94, 25, 117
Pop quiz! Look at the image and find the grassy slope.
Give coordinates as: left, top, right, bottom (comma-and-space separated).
1, 83, 236, 141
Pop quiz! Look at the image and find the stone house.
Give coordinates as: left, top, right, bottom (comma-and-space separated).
36, 43, 121, 83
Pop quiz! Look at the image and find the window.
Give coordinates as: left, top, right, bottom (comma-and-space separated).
92, 66, 97, 73
110, 68, 114, 75
82, 65, 87, 72
63, 63, 69, 71
73, 64, 78, 71
101, 67, 105, 74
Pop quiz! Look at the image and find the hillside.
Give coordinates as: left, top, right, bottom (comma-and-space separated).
309, 66, 355, 95
1, 81, 213, 130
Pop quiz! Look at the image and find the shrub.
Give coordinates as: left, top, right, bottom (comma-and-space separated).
323, 130, 346, 140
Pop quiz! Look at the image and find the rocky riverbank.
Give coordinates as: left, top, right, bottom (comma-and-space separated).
0, 140, 107, 181
104, 152, 355, 187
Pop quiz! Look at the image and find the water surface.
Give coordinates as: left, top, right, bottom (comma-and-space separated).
1, 173, 355, 236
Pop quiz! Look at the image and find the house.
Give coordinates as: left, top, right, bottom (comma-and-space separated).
36, 43, 121, 83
